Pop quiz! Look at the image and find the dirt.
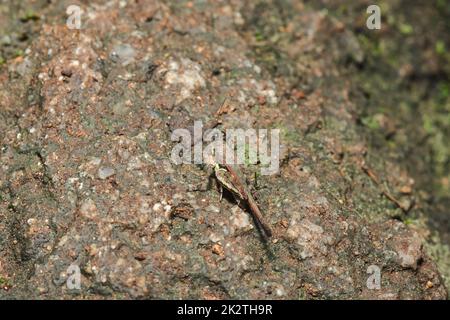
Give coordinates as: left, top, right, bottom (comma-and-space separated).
0, 0, 449, 299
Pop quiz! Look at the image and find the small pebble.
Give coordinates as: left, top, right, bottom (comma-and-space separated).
98, 167, 115, 179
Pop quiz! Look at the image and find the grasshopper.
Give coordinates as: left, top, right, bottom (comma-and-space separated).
194, 117, 273, 238
212, 162, 273, 238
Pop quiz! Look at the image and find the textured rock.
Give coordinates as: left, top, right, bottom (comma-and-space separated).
0, 0, 448, 299
98, 167, 116, 180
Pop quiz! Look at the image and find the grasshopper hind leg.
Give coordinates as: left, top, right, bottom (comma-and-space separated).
218, 182, 223, 201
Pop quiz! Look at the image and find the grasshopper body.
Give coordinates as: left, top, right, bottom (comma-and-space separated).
214, 164, 244, 198
213, 163, 273, 237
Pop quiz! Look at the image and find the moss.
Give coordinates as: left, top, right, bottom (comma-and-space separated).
436, 41, 446, 55
436, 0, 449, 11
438, 82, 450, 101
254, 31, 265, 42
424, 234, 450, 293
14, 49, 24, 58
0, 276, 10, 288
276, 124, 302, 144
403, 217, 417, 226
298, 288, 307, 300
244, 142, 254, 167
398, 22, 413, 35
20, 9, 40, 22
361, 115, 381, 130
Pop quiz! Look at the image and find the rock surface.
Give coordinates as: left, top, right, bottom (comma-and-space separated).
0, 0, 448, 299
